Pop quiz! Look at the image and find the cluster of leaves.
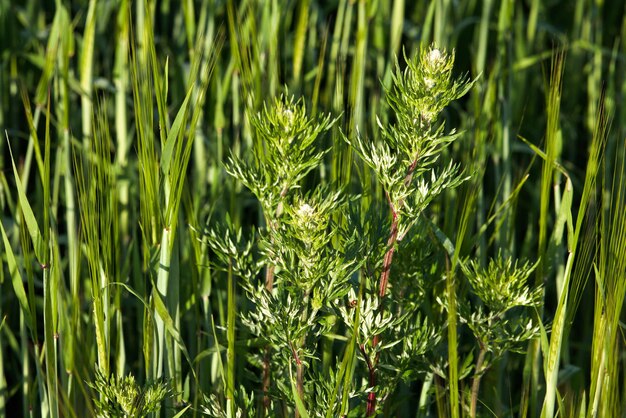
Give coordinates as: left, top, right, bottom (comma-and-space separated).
201, 388, 256, 418
460, 255, 543, 362
225, 95, 338, 218
347, 46, 473, 238
338, 46, 475, 415
88, 369, 173, 418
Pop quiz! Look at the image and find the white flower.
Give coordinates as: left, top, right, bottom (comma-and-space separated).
281, 108, 294, 133
297, 203, 315, 219
427, 48, 443, 65
423, 48, 445, 88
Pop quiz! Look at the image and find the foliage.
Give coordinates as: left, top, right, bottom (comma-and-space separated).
88, 369, 173, 418
0, 1, 625, 418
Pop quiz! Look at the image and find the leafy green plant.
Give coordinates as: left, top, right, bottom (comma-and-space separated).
460, 255, 543, 417
344, 45, 475, 416
88, 369, 174, 418
206, 44, 546, 418
2, 1, 625, 417
209, 95, 358, 417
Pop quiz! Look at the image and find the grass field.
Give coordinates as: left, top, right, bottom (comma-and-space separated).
1, 0, 625, 417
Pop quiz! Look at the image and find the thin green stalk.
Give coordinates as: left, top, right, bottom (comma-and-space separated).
114, 0, 130, 240
348, 0, 367, 140
446, 254, 459, 418
20, 312, 30, 418
155, 228, 171, 380
588, 141, 626, 417
475, 0, 493, 76
495, 0, 513, 251
526, 0, 539, 44
541, 101, 609, 418
80, 0, 96, 150
433, 0, 451, 45
112, 4, 130, 384
292, 0, 311, 87
226, 261, 235, 417
0, 272, 6, 412
526, 50, 565, 418
166, 232, 182, 400
417, 372, 434, 417
386, 0, 405, 83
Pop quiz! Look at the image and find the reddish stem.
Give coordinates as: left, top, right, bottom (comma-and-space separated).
360, 344, 377, 416
290, 342, 304, 418
366, 157, 419, 416
262, 347, 271, 411
470, 343, 487, 418
378, 215, 399, 298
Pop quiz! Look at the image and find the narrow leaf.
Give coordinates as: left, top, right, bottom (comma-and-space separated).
161, 87, 193, 175
6, 135, 45, 262
0, 220, 35, 333
290, 364, 310, 418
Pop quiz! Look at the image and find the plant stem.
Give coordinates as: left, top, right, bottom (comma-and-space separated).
259, 211, 275, 414
378, 215, 399, 298
261, 192, 288, 412
295, 291, 310, 418
262, 346, 271, 412
470, 344, 487, 418
226, 259, 236, 417
446, 254, 460, 418
262, 228, 277, 413
360, 344, 377, 416
366, 159, 418, 416
296, 360, 304, 418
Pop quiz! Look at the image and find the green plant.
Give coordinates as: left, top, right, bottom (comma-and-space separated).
204, 44, 547, 418
209, 95, 359, 417
2, 1, 625, 417
460, 255, 543, 417
345, 45, 474, 416
88, 369, 174, 418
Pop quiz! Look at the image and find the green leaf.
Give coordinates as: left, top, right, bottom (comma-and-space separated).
210, 314, 227, 391
161, 86, 193, 175
151, 286, 196, 380
290, 364, 310, 418
6, 136, 45, 263
0, 220, 35, 334
172, 404, 192, 418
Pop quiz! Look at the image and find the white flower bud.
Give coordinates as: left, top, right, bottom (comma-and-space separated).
297, 203, 315, 219
282, 108, 294, 132
427, 48, 443, 64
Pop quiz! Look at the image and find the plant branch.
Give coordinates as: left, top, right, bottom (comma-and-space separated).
290, 341, 304, 418
366, 159, 418, 416
359, 344, 377, 417
261, 191, 286, 412
470, 343, 487, 418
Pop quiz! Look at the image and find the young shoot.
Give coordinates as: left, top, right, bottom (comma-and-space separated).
346, 44, 475, 415
460, 254, 543, 418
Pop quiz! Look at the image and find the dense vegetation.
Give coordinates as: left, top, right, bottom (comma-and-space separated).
1, 0, 625, 417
